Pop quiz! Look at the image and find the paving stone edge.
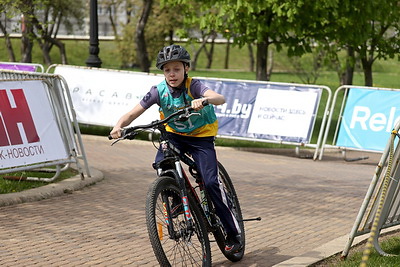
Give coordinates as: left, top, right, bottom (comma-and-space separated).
0, 168, 104, 207
273, 225, 400, 266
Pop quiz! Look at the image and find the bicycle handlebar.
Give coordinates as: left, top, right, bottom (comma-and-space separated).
108, 100, 209, 142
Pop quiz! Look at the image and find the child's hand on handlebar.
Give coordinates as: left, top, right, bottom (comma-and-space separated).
191, 98, 208, 111
109, 127, 123, 139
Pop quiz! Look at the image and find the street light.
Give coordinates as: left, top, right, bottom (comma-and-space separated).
86, 0, 102, 67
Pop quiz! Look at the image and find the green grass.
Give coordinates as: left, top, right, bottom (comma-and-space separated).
3, 37, 400, 89
313, 233, 400, 266
0, 168, 79, 194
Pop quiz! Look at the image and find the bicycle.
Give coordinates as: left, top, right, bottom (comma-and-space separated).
110, 104, 259, 266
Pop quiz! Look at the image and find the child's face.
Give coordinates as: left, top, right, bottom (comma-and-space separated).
163, 61, 188, 88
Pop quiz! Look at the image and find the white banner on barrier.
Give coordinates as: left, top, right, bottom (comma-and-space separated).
199, 78, 322, 143
54, 66, 162, 127
248, 88, 319, 139
53, 66, 325, 146
0, 80, 68, 169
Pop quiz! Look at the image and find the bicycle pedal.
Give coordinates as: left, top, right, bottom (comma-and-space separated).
241, 217, 262, 222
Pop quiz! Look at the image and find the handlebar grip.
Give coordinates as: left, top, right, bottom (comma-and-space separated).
108, 128, 127, 140
187, 99, 209, 112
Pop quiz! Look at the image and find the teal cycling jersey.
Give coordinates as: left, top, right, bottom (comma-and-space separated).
157, 78, 218, 137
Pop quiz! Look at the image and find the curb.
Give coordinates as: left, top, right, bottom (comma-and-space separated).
0, 168, 104, 207
272, 225, 400, 266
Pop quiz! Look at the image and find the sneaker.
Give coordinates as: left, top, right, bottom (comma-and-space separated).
170, 203, 184, 218
224, 234, 242, 254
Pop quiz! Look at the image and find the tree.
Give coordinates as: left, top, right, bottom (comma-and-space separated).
135, 0, 152, 72
289, 47, 326, 84
163, 0, 305, 81
101, 0, 185, 70
186, 30, 216, 71
203, 30, 217, 69
0, 20, 16, 61
353, 0, 400, 86
296, 0, 400, 86
19, 0, 34, 62
14, 0, 45, 63
0, 1, 18, 61
0, 0, 85, 65
145, 0, 184, 67
101, 0, 139, 68
30, 0, 85, 65
157, 0, 217, 71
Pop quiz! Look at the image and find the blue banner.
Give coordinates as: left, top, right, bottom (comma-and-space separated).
198, 79, 321, 143
336, 88, 400, 151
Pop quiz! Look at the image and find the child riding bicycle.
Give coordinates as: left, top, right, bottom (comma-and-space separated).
109, 44, 242, 254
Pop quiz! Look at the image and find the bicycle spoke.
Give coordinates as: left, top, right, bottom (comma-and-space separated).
146, 177, 211, 266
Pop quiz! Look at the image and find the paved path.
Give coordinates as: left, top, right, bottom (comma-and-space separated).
0, 135, 381, 266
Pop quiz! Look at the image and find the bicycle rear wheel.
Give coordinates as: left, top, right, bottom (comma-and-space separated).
212, 161, 245, 262
146, 176, 211, 267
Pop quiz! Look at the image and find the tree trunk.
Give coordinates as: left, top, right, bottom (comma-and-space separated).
256, 41, 269, 81
0, 21, 16, 62
107, 3, 119, 38
205, 32, 216, 69
58, 41, 68, 64
267, 49, 273, 80
41, 42, 52, 65
224, 40, 230, 69
191, 36, 208, 71
40, 37, 68, 65
344, 46, 355, 85
21, 15, 34, 63
247, 43, 254, 72
361, 57, 373, 86
135, 0, 153, 72
29, 13, 68, 66
168, 30, 174, 44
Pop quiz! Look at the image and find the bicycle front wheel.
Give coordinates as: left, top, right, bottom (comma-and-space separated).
146, 176, 211, 267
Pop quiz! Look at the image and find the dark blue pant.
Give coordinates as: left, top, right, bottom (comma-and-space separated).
155, 133, 240, 237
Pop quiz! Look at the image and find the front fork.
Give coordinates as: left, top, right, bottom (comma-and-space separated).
174, 161, 193, 222
159, 160, 194, 242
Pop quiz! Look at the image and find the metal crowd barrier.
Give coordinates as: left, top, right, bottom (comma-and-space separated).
0, 69, 90, 181
342, 119, 400, 258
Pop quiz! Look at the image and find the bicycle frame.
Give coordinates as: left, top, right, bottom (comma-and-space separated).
110, 105, 216, 236
155, 135, 215, 240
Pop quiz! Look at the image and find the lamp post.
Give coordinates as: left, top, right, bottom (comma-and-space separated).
86, 0, 102, 67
